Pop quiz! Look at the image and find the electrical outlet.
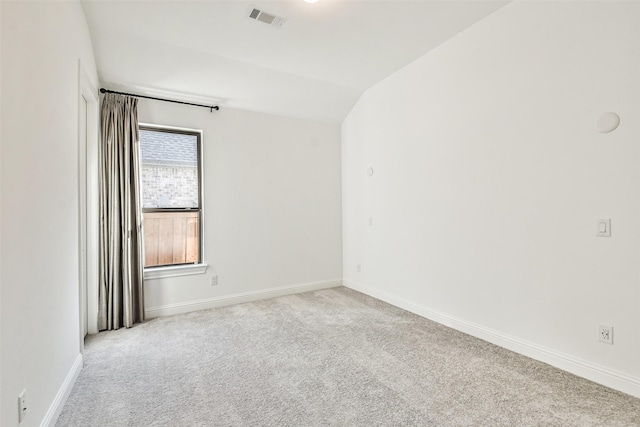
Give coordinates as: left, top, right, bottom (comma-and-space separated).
210, 275, 218, 286
357, 264, 361, 273
598, 325, 613, 344
18, 389, 27, 423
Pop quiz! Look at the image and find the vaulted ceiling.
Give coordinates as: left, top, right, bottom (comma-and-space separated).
81, 0, 509, 123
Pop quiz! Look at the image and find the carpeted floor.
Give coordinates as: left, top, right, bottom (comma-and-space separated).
57, 287, 640, 426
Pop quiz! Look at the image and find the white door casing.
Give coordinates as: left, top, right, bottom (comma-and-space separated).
78, 60, 100, 349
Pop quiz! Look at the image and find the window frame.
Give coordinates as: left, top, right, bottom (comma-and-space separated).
138, 123, 206, 276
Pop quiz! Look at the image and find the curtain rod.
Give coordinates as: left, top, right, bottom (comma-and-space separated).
100, 88, 220, 112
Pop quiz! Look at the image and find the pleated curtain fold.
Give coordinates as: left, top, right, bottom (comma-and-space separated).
98, 93, 144, 330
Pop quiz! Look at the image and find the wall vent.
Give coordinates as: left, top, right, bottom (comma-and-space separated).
248, 7, 287, 29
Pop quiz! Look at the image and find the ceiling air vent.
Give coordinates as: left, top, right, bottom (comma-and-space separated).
248, 7, 287, 29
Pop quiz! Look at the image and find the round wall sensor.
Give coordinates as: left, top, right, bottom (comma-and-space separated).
366, 167, 374, 177
596, 112, 620, 133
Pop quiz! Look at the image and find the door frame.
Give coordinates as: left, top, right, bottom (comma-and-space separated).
78, 60, 100, 353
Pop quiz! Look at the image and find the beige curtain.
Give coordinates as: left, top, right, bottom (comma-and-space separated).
98, 93, 144, 330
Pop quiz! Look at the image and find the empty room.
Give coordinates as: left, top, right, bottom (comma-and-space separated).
2, 0, 640, 425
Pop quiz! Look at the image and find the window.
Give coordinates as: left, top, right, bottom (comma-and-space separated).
139, 125, 203, 270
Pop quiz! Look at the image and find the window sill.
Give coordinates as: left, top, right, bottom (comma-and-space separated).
144, 263, 208, 280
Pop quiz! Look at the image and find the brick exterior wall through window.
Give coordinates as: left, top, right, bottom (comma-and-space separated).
141, 165, 198, 208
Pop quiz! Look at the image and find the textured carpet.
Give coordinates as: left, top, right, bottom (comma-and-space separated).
57, 287, 640, 426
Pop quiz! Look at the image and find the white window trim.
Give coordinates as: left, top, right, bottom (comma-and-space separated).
144, 263, 208, 280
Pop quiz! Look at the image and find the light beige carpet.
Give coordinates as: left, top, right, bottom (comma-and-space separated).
57, 287, 640, 426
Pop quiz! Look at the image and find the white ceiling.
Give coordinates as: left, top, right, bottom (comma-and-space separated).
81, 0, 509, 123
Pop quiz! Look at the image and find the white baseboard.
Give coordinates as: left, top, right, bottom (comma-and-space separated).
145, 279, 342, 318
41, 353, 83, 427
344, 279, 640, 399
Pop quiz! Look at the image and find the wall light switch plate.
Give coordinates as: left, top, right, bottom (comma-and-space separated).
596, 219, 611, 237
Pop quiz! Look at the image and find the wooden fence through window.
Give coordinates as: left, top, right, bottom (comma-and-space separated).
143, 212, 199, 267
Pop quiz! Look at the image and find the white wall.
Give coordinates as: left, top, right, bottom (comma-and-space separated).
0, 1, 98, 425
0, 0, 3, 417
137, 100, 342, 316
342, 0, 640, 396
